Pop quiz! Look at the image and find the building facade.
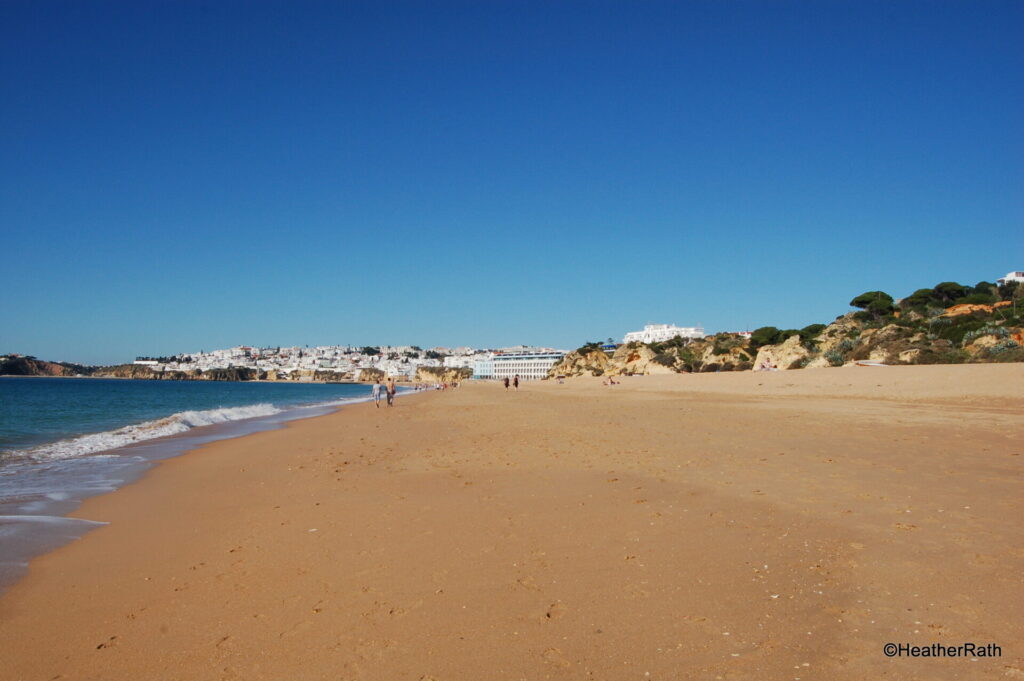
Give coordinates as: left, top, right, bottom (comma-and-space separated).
473, 350, 565, 381
623, 323, 706, 344
997, 271, 1024, 285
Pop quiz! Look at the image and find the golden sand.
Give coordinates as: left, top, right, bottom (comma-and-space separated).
1, 364, 1022, 680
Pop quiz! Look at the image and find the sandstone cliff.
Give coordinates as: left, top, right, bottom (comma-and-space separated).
548, 335, 757, 379
548, 349, 611, 377
0, 356, 92, 377
91, 365, 262, 381
415, 366, 473, 383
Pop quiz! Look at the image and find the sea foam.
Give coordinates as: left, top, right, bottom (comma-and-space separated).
10, 403, 283, 462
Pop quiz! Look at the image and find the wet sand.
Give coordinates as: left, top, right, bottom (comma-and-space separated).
1, 364, 1021, 680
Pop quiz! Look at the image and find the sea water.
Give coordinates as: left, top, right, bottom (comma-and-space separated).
0, 377, 380, 588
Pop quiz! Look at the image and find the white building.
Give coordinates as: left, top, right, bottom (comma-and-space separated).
997, 271, 1024, 285
472, 356, 495, 380
623, 323, 705, 344
443, 355, 476, 369
473, 350, 565, 381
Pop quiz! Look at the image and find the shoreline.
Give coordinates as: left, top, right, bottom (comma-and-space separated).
0, 384, 414, 590
1, 365, 1021, 680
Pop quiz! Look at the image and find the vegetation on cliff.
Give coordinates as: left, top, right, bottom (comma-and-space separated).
548, 277, 1023, 378
0, 356, 94, 377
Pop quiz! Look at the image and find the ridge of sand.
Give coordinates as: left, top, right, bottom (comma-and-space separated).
1, 364, 1021, 680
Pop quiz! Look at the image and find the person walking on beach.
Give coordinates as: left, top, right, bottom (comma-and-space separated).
386, 378, 396, 407
513, 374, 520, 391
371, 379, 383, 408
503, 377, 510, 391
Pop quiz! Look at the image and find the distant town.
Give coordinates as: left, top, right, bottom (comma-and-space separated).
127, 323, 732, 382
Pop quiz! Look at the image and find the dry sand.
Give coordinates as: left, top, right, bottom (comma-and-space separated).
1, 364, 1022, 680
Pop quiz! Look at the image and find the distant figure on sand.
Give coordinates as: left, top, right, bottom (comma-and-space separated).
513, 374, 520, 391
371, 380, 382, 408
386, 379, 396, 407
503, 377, 510, 391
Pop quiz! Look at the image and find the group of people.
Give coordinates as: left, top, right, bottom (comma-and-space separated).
372, 378, 464, 407
502, 375, 520, 391
371, 378, 398, 408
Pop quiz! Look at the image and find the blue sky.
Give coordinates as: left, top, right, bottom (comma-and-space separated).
2, 1, 1021, 364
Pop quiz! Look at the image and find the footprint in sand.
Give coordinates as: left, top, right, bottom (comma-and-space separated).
95, 636, 119, 650
516, 576, 542, 591
279, 620, 314, 639
542, 647, 571, 668
545, 602, 567, 620
623, 583, 649, 598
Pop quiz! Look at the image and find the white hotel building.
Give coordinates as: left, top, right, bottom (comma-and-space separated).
623, 323, 706, 344
473, 349, 565, 381
997, 270, 1024, 285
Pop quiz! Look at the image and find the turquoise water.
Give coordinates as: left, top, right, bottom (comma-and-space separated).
0, 377, 371, 458
0, 376, 380, 589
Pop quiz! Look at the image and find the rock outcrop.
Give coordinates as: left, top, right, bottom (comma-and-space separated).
548, 349, 611, 377
607, 344, 676, 375
0, 356, 92, 377
90, 365, 262, 381
753, 335, 813, 370
415, 366, 473, 383
355, 368, 385, 383
549, 335, 757, 379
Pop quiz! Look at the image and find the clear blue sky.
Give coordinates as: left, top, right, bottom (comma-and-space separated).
2, 1, 1021, 364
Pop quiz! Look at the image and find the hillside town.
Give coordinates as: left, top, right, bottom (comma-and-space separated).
131, 344, 572, 382
134, 345, 486, 381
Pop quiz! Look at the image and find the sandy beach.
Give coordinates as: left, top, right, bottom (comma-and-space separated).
1, 364, 1021, 680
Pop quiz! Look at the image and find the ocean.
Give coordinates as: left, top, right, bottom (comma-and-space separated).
0, 377, 380, 588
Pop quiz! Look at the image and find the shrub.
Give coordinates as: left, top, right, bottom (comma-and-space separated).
850, 291, 895, 319
652, 353, 676, 367
824, 350, 844, 366
800, 323, 827, 339
749, 326, 782, 349
963, 325, 1009, 343
850, 291, 894, 309
932, 281, 969, 305
937, 319, 984, 345
901, 288, 936, 310
956, 292, 997, 306
998, 280, 1020, 301
988, 340, 1020, 353
985, 344, 1024, 362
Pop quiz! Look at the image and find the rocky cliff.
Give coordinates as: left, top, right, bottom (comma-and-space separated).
751, 310, 1022, 370
415, 366, 473, 383
0, 356, 92, 377
548, 335, 757, 379
550, 280, 1021, 379
548, 349, 612, 377
89, 365, 262, 381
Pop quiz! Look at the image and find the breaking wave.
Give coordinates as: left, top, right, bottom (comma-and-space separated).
8, 404, 283, 462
